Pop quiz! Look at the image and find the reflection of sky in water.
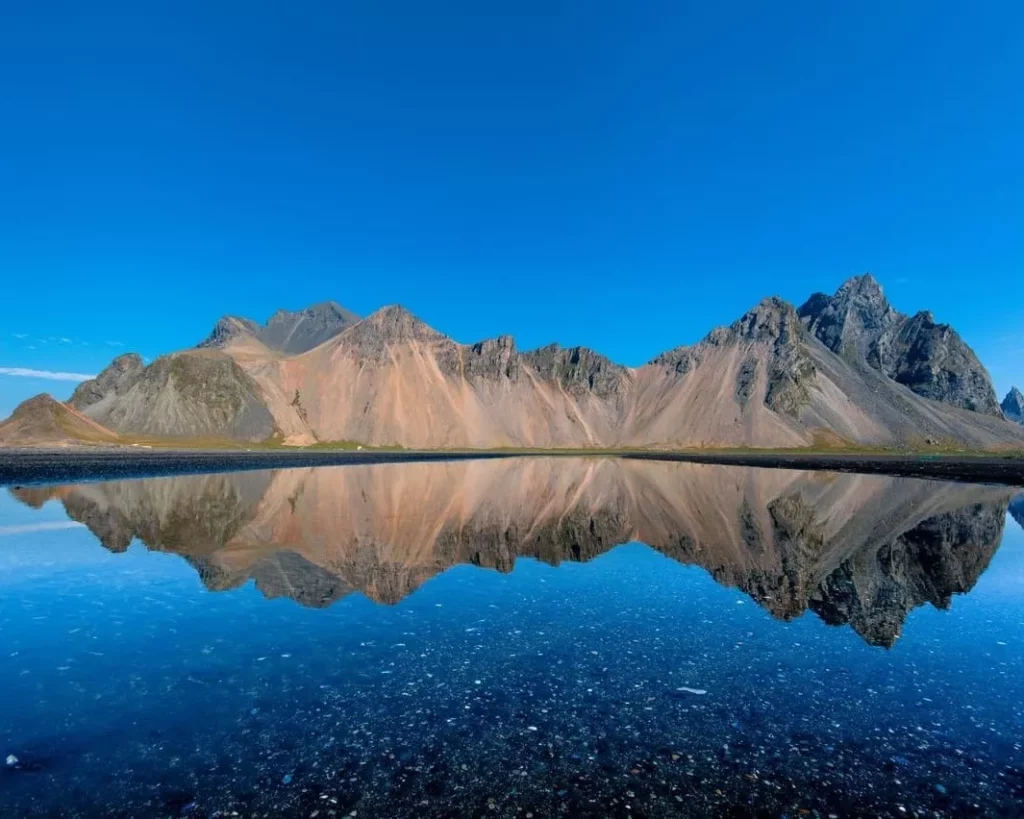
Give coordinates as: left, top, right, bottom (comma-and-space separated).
1, 488, 1023, 818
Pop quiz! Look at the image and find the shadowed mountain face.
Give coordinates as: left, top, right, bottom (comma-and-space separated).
199, 301, 361, 355
11, 459, 1012, 647
1003, 387, 1024, 424
799, 275, 1002, 416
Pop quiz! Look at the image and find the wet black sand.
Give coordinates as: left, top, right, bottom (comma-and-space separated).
0, 448, 1022, 487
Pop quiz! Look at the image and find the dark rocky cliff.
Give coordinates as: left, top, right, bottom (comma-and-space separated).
799, 274, 1002, 416
1002, 387, 1024, 424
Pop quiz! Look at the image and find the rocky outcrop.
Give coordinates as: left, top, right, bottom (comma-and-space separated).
78, 350, 276, 441
200, 301, 359, 354
198, 316, 262, 350
13, 458, 1013, 646
868, 311, 1002, 415
1002, 387, 1024, 424
799, 274, 1002, 416
735, 298, 817, 418
461, 336, 521, 382
799, 274, 901, 359
339, 305, 446, 361
68, 353, 145, 412
521, 344, 630, 401
808, 500, 1007, 647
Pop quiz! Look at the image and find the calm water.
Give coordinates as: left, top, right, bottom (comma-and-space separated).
1, 458, 1022, 818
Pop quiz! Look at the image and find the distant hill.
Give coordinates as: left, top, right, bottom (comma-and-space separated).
0, 394, 120, 446
6, 274, 1024, 449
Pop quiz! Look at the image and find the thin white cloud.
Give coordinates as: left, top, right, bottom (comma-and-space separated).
0, 522, 86, 536
0, 367, 96, 382
12, 333, 28, 339
59, 337, 72, 344
105, 340, 124, 347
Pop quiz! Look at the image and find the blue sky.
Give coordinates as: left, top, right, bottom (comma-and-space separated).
1, 1, 1022, 417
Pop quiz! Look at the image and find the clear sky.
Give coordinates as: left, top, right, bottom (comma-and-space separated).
1, 1, 1022, 417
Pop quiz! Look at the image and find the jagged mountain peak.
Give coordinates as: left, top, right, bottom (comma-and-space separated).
69, 352, 146, 412
521, 342, 630, 400
798, 273, 899, 357
200, 301, 360, 355
839, 272, 885, 298
869, 312, 1001, 416
730, 296, 804, 343
798, 275, 1001, 417
647, 297, 803, 377
350, 305, 445, 341
1003, 387, 1024, 424
108, 352, 144, 369
268, 300, 360, 327
199, 316, 261, 349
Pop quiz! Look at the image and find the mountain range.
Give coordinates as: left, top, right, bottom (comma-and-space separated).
10, 458, 1012, 647
3, 274, 1024, 449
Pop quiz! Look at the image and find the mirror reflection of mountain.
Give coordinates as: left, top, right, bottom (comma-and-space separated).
1010, 493, 1024, 529
11, 459, 1013, 647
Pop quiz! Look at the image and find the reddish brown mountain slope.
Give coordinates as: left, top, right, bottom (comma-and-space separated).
0, 394, 121, 446
11, 275, 1024, 449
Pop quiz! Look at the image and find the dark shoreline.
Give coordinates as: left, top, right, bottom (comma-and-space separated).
0, 450, 517, 487
623, 451, 1024, 485
1, 447, 1023, 487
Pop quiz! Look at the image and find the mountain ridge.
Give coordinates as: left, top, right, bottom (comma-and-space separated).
6, 274, 1024, 449
798, 273, 1001, 416
199, 301, 360, 355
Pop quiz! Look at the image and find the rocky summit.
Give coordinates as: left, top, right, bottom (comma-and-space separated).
199, 301, 360, 355
5, 274, 1024, 449
798, 274, 1002, 415
1002, 387, 1024, 424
